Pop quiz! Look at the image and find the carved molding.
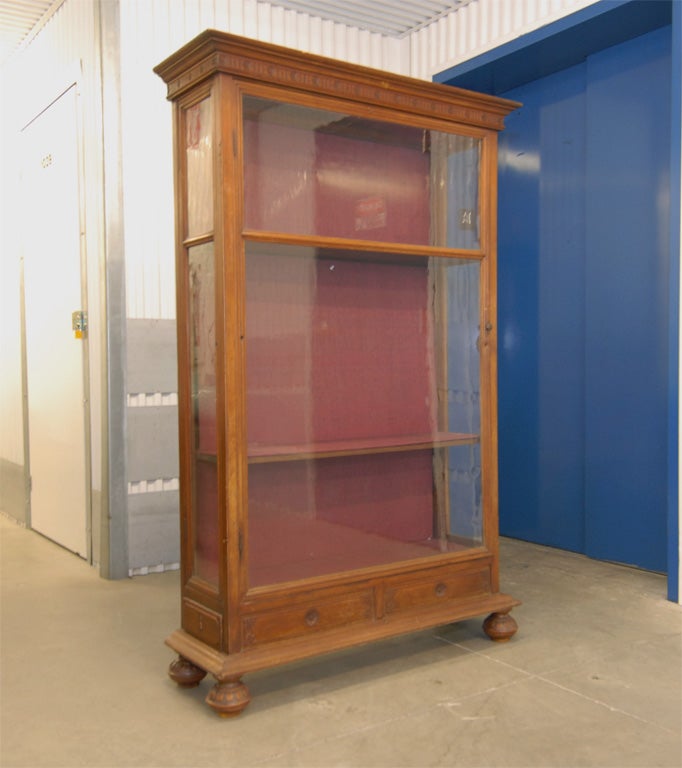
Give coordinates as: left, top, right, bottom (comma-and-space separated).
155, 31, 517, 131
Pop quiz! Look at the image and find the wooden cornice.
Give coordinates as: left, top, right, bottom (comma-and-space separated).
154, 30, 519, 131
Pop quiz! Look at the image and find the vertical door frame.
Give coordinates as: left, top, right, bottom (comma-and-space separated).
95, 0, 128, 579
434, 0, 681, 602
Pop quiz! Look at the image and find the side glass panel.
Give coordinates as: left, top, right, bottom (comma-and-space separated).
242, 96, 481, 249
186, 97, 213, 238
188, 242, 218, 584
245, 242, 483, 588
432, 134, 481, 250
443, 261, 483, 544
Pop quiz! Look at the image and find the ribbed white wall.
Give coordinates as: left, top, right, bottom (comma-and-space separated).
121, 0, 405, 319
409, 0, 600, 80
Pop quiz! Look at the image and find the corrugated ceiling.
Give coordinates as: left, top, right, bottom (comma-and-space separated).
0, 0, 60, 62
0, 0, 473, 64
264, 0, 474, 37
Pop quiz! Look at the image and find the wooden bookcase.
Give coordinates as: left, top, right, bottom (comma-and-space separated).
155, 31, 520, 716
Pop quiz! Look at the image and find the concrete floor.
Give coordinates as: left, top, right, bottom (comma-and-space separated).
1, 515, 680, 768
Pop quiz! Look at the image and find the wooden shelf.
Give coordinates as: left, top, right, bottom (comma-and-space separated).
197, 432, 479, 466
246, 431, 478, 464
243, 231, 485, 263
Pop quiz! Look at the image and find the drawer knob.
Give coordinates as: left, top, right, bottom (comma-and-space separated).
435, 582, 447, 597
305, 608, 320, 627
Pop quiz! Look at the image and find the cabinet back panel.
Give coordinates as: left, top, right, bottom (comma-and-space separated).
246, 249, 436, 445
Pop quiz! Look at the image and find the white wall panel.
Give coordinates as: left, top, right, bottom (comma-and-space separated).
0, 102, 23, 467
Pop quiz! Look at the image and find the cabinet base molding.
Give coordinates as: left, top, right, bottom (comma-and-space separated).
166, 592, 520, 715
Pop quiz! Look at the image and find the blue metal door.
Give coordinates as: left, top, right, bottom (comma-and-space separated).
497, 26, 671, 571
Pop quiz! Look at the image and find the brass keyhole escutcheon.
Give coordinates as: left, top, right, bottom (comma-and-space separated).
305, 608, 320, 627
435, 583, 447, 597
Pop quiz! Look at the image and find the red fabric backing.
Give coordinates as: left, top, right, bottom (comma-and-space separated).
192, 111, 440, 588
243, 117, 430, 244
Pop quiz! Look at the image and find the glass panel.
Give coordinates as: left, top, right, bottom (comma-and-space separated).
443, 261, 482, 547
431, 134, 481, 250
186, 97, 213, 238
242, 96, 481, 249
245, 242, 483, 588
189, 242, 218, 583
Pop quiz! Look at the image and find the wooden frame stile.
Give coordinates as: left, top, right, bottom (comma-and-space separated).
191, 73, 256, 714
173, 92, 194, 597
217, 73, 248, 657
208, 75, 228, 637
479, 129, 501, 596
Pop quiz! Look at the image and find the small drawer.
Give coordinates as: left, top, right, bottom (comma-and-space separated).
243, 589, 374, 647
384, 566, 491, 616
182, 599, 222, 649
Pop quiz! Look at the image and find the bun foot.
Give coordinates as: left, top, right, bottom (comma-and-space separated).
483, 611, 518, 642
168, 655, 207, 687
206, 678, 251, 717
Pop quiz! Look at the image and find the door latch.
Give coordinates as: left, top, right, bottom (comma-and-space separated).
72, 310, 87, 339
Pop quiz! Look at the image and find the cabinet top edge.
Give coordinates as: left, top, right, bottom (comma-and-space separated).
153, 29, 520, 131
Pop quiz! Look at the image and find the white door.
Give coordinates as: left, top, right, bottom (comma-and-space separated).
22, 85, 89, 558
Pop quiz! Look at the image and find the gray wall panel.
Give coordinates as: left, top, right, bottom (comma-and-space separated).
126, 318, 180, 571
126, 318, 177, 394
127, 406, 179, 481
128, 491, 180, 568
